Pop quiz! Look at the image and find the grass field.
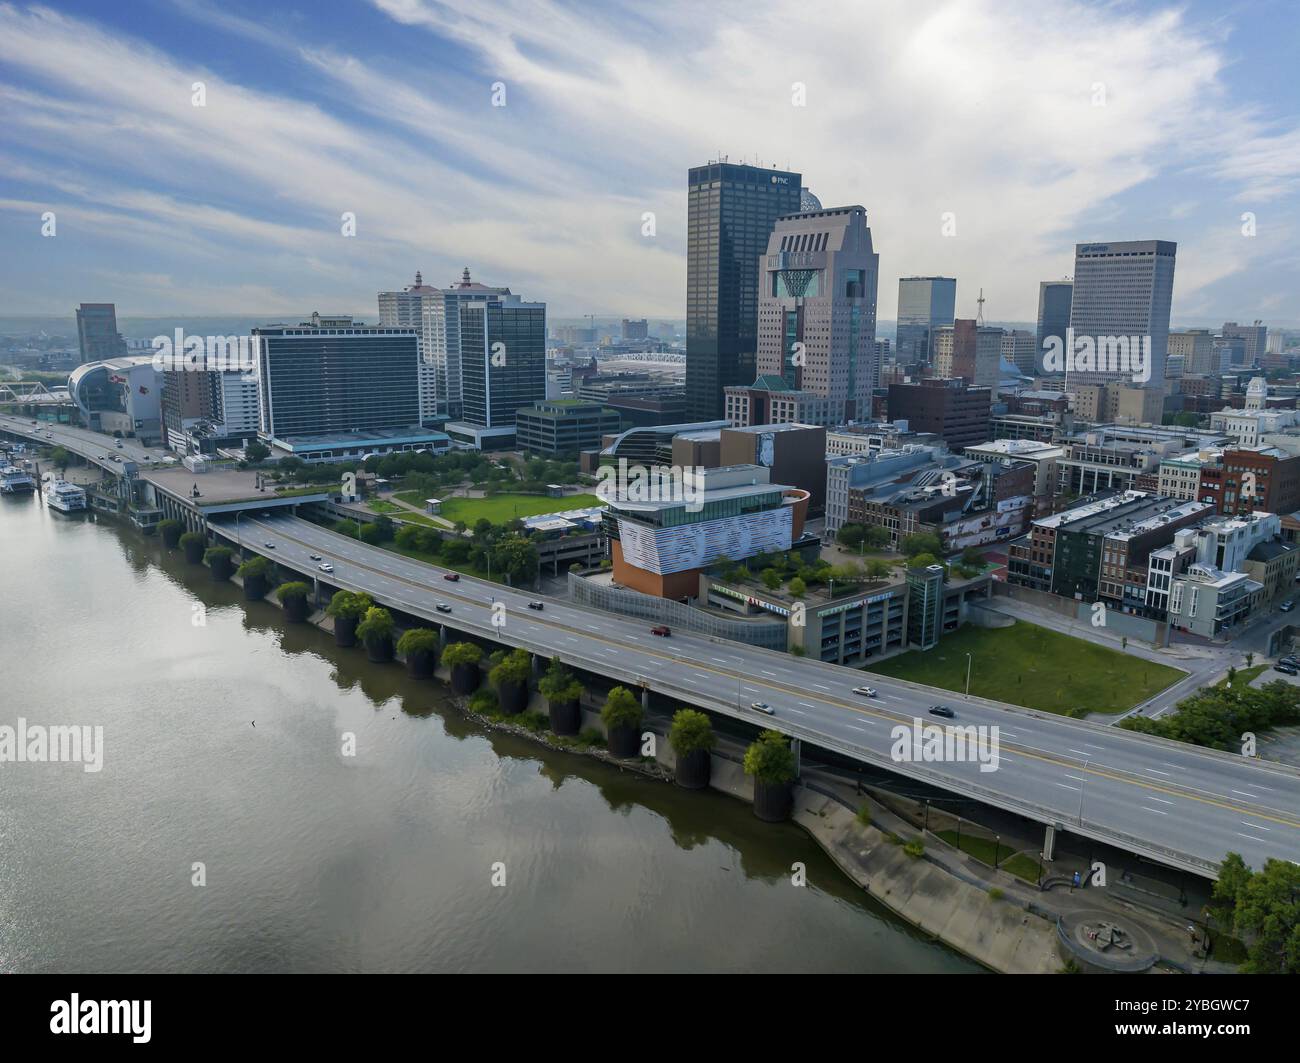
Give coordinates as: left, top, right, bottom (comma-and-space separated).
432, 492, 604, 525
864, 620, 1185, 716
935, 830, 1041, 882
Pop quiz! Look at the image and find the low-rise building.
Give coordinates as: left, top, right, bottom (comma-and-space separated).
515, 399, 621, 457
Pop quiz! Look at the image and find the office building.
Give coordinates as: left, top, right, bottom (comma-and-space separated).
450, 293, 547, 448
725, 205, 879, 427
1222, 321, 1268, 366
75, 303, 127, 365
933, 320, 1001, 388
253, 315, 423, 449
887, 379, 991, 449
1168, 329, 1217, 376
622, 319, 649, 340
515, 400, 621, 457
1065, 241, 1175, 389
896, 277, 956, 366
719, 422, 828, 514
1035, 280, 1073, 375
685, 161, 803, 421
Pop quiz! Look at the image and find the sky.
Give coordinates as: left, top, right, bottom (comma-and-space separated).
1, 0, 1299, 325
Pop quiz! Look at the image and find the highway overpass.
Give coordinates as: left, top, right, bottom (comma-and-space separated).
216, 511, 1300, 880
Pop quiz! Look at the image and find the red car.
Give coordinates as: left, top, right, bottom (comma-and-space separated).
650, 625, 671, 637
443, 573, 460, 582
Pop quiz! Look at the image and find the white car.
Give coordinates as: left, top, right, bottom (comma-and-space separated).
318, 563, 334, 573
750, 701, 775, 715
853, 686, 878, 698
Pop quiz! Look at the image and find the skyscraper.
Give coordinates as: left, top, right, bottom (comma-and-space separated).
726, 205, 878, 427
379, 268, 510, 422
453, 294, 547, 448
895, 277, 956, 366
933, 320, 1001, 388
1035, 280, 1073, 374
75, 303, 127, 365
685, 161, 802, 421
1065, 241, 1175, 389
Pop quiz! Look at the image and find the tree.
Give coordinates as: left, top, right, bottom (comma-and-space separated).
50, 447, 71, 474
901, 532, 943, 558
788, 576, 806, 598
865, 559, 892, 580
237, 555, 273, 579
669, 709, 715, 755
492, 535, 538, 584
836, 523, 867, 548
442, 539, 472, 565
395, 525, 424, 551
358, 523, 383, 545
1211, 853, 1300, 973
761, 567, 783, 590
960, 546, 984, 567
244, 441, 270, 462
864, 525, 892, 549
601, 686, 642, 730
908, 552, 944, 570
743, 730, 796, 784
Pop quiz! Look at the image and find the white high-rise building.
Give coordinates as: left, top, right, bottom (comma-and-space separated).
379, 268, 511, 421
1065, 240, 1176, 390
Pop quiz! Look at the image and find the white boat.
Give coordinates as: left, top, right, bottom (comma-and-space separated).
0, 465, 36, 494
43, 478, 87, 512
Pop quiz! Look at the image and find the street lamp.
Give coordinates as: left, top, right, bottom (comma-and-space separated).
964, 652, 973, 697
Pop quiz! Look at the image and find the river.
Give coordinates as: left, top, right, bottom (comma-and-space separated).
0, 494, 976, 973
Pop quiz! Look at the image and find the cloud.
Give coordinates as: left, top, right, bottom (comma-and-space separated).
0, 0, 1297, 322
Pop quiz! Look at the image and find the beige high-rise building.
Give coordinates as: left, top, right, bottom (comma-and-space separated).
1168, 329, 1216, 375
934, 320, 1001, 388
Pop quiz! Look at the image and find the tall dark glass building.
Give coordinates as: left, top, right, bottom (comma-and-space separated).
686, 161, 802, 421
254, 317, 419, 439
1035, 279, 1073, 374
459, 295, 547, 430
895, 277, 956, 366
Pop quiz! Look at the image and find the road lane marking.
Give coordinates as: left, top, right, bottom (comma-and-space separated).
245, 517, 1300, 835
1142, 807, 1169, 816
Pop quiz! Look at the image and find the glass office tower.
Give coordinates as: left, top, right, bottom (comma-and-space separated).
895, 277, 956, 366
685, 161, 802, 421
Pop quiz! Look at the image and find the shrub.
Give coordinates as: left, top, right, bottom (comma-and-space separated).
275, 581, 311, 603
988, 887, 1005, 901
538, 658, 582, 702
178, 531, 205, 549
904, 839, 925, 859
468, 688, 498, 714
203, 545, 234, 565
396, 628, 439, 657
442, 642, 484, 668
600, 686, 642, 730
743, 730, 796, 785
355, 606, 394, 643
326, 590, 373, 620
668, 709, 715, 754
788, 576, 806, 598
490, 647, 531, 686
237, 555, 273, 579
855, 805, 872, 827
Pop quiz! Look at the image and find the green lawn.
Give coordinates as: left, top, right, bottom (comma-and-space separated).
1216, 663, 1268, 689
366, 499, 402, 513
864, 620, 1185, 716
435, 492, 604, 525
935, 830, 1041, 882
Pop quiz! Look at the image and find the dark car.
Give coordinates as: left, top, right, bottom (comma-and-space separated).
651, 625, 671, 637
928, 705, 955, 718
435, 602, 452, 614
263, 542, 275, 549
443, 573, 460, 582
1275, 662, 1298, 675
309, 554, 322, 561
527, 601, 544, 611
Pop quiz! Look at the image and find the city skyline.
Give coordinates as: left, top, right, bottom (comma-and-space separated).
1, 1, 1299, 323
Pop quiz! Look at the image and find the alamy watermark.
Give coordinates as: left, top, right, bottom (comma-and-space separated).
150, 329, 256, 374
890, 718, 1000, 773
595, 459, 705, 512
0, 718, 104, 772
1041, 328, 1152, 383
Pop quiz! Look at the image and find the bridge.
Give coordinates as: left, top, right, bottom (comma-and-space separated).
7, 411, 1300, 878
215, 510, 1300, 880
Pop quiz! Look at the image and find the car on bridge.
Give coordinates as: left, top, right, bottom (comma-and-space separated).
263, 542, 276, 549
527, 601, 544, 611
853, 686, 877, 698
318, 563, 334, 573
309, 554, 322, 561
750, 701, 774, 715
443, 573, 459, 582
929, 705, 955, 718
435, 602, 452, 614
650, 625, 671, 637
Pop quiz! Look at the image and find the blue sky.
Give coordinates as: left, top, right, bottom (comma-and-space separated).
2, 0, 1298, 324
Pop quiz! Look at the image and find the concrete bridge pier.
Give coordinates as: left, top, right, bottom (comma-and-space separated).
640, 686, 650, 712
791, 738, 801, 779
1043, 823, 1059, 862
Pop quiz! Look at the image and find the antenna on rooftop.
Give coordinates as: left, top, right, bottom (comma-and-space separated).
976, 288, 986, 326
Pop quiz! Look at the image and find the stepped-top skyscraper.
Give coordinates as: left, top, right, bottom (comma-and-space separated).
1065, 240, 1175, 389
895, 277, 956, 366
685, 161, 802, 421
725, 205, 878, 427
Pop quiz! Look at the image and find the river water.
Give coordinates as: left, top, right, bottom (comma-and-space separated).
0, 495, 976, 973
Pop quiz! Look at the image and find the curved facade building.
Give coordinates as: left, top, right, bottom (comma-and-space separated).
69, 356, 163, 441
